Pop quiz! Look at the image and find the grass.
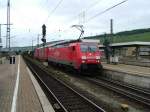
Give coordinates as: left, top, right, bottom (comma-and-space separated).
85, 30, 150, 43
96, 32, 150, 44
112, 32, 150, 43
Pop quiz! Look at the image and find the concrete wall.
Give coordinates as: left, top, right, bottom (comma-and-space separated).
102, 69, 150, 89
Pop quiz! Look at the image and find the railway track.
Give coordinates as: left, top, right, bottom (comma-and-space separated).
85, 77, 150, 107
24, 57, 105, 112
99, 78, 150, 95
54, 61, 150, 108
36, 58, 150, 108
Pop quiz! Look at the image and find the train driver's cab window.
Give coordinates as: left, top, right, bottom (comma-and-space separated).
80, 44, 98, 52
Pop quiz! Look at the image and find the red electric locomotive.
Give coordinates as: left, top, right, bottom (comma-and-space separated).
34, 48, 39, 59
34, 47, 49, 61
47, 39, 103, 72
34, 39, 103, 73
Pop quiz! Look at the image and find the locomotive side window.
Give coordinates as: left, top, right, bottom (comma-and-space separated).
89, 45, 98, 52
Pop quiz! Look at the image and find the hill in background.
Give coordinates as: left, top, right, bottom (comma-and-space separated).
2, 28, 150, 52
84, 28, 150, 43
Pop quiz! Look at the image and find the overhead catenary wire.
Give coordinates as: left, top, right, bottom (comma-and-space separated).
39, 0, 128, 41
67, 0, 103, 23
39, 0, 107, 38
54, 0, 103, 36
60, 0, 129, 39
37, 0, 64, 35
87, 0, 128, 22
60, 0, 128, 35
85, 0, 103, 12
44, 0, 64, 24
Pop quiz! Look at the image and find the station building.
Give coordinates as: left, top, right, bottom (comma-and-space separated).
99, 41, 150, 67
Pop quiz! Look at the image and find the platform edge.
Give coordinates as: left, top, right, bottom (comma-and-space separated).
26, 67, 55, 112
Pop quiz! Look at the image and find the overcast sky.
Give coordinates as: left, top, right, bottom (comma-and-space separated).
0, 0, 150, 47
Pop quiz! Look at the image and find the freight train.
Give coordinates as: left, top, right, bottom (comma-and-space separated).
34, 39, 103, 73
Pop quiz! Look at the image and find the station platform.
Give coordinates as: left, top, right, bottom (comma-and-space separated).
0, 55, 54, 112
102, 62, 150, 77
101, 62, 150, 89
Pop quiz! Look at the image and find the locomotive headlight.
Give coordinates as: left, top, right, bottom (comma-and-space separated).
82, 60, 86, 63
96, 56, 100, 59
81, 56, 86, 60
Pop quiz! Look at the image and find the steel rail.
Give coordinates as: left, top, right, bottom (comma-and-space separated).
24, 57, 106, 112
99, 78, 150, 96
27, 64, 68, 112
86, 78, 150, 107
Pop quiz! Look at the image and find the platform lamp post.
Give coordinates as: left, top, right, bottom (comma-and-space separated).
110, 19, 115, 58
110, 19, 113, 43
103, 33, 111, 64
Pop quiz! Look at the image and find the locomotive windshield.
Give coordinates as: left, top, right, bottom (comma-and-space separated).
80, 44, 98, 52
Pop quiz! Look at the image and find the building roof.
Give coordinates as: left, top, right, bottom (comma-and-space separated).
44, 39, 73, 48
39, 39, 100, 48
99, 41, 150, 48
111, 41, 150, 47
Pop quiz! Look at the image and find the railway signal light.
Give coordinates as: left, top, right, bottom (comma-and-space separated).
41, 38, 46, 43
42, 24, 46, 44
42, 24, 46, 38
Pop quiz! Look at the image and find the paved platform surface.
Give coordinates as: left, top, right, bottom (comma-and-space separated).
0, 58, 17, 112
17, 56, 43, 112
102, 62, 150, 76
0, 56, 44, 112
